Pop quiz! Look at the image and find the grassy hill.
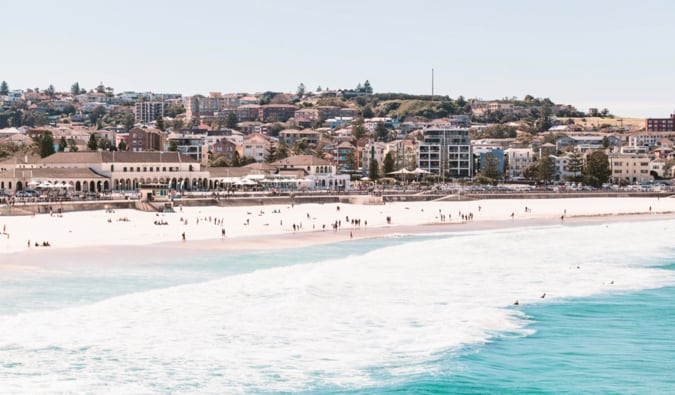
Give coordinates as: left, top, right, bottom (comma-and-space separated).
565, 117, 644, 130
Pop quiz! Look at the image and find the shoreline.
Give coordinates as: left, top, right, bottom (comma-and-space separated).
8, 207, 675, 268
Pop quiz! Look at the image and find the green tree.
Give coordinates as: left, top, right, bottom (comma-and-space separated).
361, 105, 374, 118
59, 136, 68, 152
292, 138, 308, 155
536, 155, 556, 183
564, 151, 583, 182
276, 140, 289, 160
368, 158, 379, 180
96, 83, 105, 94
87, 133, 98, 151
209, 155, 230, 167
156, 115, 165, 131
168, 140, 178, 152
264, 145, 277, 163
269, 122, 284, 137
383, 152, 395, 175
297, 82, 306, 97
538, 102, 552, 132
98, 137, 113, 151
230, 150, 241, 167
117, 140, 127, 151
375, 122, 389, 142
88, 105, 106, 127
0, 81, 8, 95
35, 132, 55, 158
46, 84, 55, 98
363, 80, 373, 94
70, 82, 80, 95
10, 110, 22, 127
482, 153, 502, 180
315, 143, 326, 159
225, 112, 238, 129
583, 150, 611, 187
602, 136, 610, 149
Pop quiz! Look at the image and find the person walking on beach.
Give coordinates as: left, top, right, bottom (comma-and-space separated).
221, 228, 226, 239
181, 232, 186, 241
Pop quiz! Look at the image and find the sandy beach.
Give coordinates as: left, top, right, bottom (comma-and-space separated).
2, 196, 674, 264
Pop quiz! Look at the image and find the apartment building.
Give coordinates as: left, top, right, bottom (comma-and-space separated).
645, 114, 675, 131
418, 128, 472, 178
134, 101, 168, 124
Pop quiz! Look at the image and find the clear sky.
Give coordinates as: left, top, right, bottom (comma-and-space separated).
2, 0, 674, 117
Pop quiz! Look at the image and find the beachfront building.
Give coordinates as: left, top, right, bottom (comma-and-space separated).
608, 152, 653, 184
2, 151, 208, 193
241, 134, 271, 162
270, 155, 349, 190
504, 148, 535, 179
129, 127, 165, 152
418, 127, 472, 179
165, 133, 208, 165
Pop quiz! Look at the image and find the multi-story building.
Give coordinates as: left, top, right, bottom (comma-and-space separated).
627, 131, 675, 148
128, 127, 164, 152
474, 147, 505, 175
317, 106, 342, 120
211, 138, 238, 163
361, 141, 388, 176
241, 134, 271, 162
645, 114, 675, 131
236, 104, 262, 122
278, 129, 320, 146
336, 141, 356, 171
165, 133, 207, 165
418, 128, 472, 179
504, 148, 535, 179
134, 101, 168, 124
388, 139, 418, 171
609, 153, 652, 184
185, 93, 225, 122
259, 104, 297, 123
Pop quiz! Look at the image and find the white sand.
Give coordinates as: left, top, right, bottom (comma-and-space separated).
1, 196, 673, 256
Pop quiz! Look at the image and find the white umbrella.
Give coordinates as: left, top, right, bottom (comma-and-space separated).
387, 168, 412, 175
411, 168, 431, 174
28, 180, 40, 187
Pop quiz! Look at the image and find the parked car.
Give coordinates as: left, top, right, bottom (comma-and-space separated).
15, 189, 40, 198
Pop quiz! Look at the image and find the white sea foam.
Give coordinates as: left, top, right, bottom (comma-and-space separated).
1, 220, 675, 393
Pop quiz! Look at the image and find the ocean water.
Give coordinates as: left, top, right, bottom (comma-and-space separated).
1, 220, 675, 394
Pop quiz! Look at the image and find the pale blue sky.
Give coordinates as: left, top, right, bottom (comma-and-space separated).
2, 0, 674, 117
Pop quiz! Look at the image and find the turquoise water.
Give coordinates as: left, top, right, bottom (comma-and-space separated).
330, 285, 675, 395
1, 221, 675, 393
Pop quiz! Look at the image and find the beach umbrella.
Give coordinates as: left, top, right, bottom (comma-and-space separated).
411, 168, 431, 175
387, 168, 412, 175
28, 180, 40, 187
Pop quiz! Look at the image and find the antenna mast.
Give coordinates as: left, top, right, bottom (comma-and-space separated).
431, 68, 434, 99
